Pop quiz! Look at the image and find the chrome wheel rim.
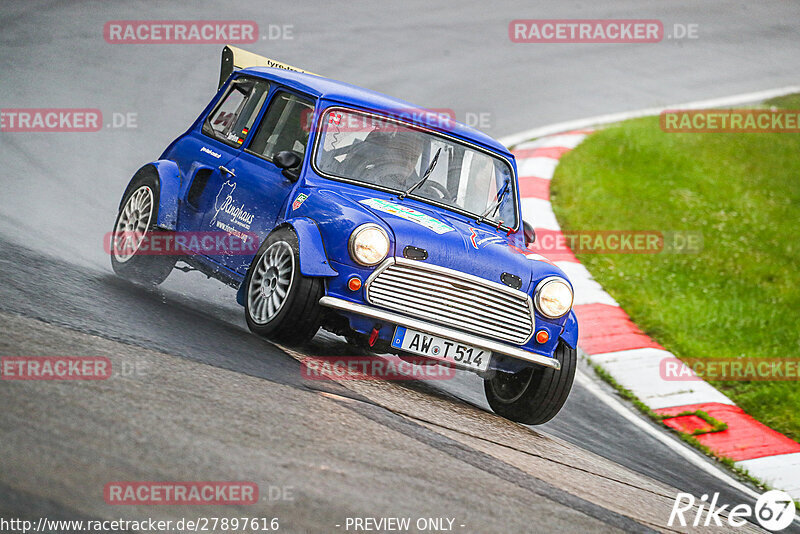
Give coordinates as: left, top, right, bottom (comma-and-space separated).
113, 185, 154, 263
247, 241, 294, 325
490, 368, 535, 403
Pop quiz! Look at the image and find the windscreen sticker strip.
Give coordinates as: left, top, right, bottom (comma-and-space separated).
360, 198, 454, 235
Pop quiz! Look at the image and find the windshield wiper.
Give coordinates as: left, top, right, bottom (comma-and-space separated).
398, 147, 442, 200
476, 179, 511, 225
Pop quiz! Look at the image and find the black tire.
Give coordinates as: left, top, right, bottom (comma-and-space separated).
110, 172, 176, 285
484, 342, 576, 425
243, 227, 323, 345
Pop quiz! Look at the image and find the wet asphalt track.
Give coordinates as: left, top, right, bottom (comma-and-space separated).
2, 1, 800, 532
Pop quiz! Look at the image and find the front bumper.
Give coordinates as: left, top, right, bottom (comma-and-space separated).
319, 296, 561, 371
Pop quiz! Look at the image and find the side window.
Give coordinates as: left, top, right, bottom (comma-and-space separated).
248, 91, 315, 161
204, 79, 269, 146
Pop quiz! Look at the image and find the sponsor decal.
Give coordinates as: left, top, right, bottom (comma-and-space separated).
225, 131, 244, 144
292, 193, 309, 210
468, 227, 506, 249
200, 146, 221, 158
360, 198, 453, 235
212, 180, 255, 230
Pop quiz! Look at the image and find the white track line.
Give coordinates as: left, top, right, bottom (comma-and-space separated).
737, 453, 800, 500
499, 85, 800, 148
575, 369, 760, 500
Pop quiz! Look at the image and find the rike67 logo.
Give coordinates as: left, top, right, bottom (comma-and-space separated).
669, 490, 796, 531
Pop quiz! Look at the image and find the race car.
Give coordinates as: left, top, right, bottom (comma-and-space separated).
111, 46, 578, 424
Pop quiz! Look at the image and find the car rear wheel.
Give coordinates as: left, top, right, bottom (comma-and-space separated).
484, 342, 576, 425
110, 174, 176, 285
244, 228, 323, 345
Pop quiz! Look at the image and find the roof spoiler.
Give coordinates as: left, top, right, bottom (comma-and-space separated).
219, 45, 319, 89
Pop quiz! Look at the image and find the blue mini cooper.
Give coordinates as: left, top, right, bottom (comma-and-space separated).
112, 46, 578, 424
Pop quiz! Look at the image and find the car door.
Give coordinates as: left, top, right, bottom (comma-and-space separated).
207, 89, 316, 274
177, 77, 269, 237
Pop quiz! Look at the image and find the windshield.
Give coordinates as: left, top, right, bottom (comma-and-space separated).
313, 108, 518, 228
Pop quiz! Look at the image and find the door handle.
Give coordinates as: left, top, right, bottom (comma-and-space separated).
219, 165, 236, 177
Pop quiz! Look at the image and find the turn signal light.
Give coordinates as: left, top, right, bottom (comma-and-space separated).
535, 330, 550, 344
347, 276, 362, 291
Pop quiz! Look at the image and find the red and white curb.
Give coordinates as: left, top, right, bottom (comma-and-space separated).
511, 130, 800, 500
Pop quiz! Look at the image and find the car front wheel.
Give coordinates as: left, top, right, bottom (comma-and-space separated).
110, 174, 176, 285
484, 342, 576, 425
244, 228, 323, 345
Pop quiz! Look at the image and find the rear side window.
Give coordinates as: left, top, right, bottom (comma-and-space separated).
204, 78, 269, 146
248, 91, 315, 161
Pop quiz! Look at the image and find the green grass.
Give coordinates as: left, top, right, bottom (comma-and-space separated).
764, 93, 800, 109
550, 104, 800, 442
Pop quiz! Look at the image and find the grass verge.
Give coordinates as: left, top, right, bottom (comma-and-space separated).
550, 100, 800, 442
586, 357, 768, 492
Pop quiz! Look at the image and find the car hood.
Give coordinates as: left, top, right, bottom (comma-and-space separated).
331, 188, 568, 294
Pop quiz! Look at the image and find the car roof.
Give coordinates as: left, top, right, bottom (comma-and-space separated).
239, 67, 513, 158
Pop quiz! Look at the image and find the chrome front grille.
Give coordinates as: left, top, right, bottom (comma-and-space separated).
364, 258, 534, 345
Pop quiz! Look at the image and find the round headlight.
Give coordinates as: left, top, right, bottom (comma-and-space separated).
534, 277, 574, 319
349, 224, 390, 266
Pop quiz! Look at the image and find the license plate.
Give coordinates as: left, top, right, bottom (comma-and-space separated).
391, 327, 490, 372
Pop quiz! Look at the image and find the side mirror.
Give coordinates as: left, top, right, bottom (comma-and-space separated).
523, 220, 536, 247
274, 150, 302, 181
